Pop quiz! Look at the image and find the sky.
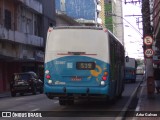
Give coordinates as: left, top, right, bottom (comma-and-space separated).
123, 2, 143, 59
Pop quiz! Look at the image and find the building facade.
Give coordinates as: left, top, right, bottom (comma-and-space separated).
0, 0, 56, 92
105, 0, 113, 32
152, 0, 160, 64
112, 0, 124, 45
56, 11, 81, 26
55, 0, 105, 26
55, 0, 124, 42
105, 0, 124, 44
153, 0, 160, 48
98, 0, 105, 26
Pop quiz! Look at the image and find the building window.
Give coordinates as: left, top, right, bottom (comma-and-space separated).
5, 9, 11, 29
97, 12, 100, 18
34, 20, 38, 35
0, 8, 2, 24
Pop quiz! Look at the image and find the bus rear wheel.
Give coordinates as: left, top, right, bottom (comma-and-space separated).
67, 99, 74, 105
59, 97, 66, 105
117, 91, 122, 99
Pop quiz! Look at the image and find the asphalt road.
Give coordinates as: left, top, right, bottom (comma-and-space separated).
0, 76, 143, 120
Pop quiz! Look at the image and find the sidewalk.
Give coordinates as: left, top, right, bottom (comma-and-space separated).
0, 91, 10, 98
133, 80, 160, 120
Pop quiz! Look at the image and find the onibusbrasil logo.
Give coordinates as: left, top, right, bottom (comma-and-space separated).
1, 112, 42, 118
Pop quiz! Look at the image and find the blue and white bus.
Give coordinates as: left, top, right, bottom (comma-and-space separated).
44, 26, 125, 105
125, 58, 137, 83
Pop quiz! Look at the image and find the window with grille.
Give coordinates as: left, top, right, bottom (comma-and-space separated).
5, 9, 11, 29
0, 8, 1, 24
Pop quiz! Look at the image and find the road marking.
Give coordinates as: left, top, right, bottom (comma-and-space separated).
31, 108, 40, 111
132, 87, 144, 120
115, 81, 142, 120
135, 84, 144, 112
54, 101, 59, 104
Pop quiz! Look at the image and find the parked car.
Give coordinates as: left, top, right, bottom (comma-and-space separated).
10, 72, 43, 97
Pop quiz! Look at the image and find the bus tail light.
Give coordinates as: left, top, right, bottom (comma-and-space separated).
102, 71, 108, 81
102, 76, 107, 81
45, 70, 53, 84
45, 70, 51, 79
46, 74, 51, 79
45, 70, 50, 74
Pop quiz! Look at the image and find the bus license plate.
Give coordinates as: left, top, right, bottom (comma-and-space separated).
71, 76, 82, 81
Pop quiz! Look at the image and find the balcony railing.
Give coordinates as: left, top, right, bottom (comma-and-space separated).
17, 0, 42, 14
0, 25, 44, 47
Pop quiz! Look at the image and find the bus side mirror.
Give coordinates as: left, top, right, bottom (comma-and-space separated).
126, 56, 129, 62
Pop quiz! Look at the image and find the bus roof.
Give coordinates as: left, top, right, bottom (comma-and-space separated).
50, 26, 103, 30
48, 26, 123, 46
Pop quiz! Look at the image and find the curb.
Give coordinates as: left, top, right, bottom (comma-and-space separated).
132, 80, 146, 120
115, 80, 143, 120
0, 92, 11, 98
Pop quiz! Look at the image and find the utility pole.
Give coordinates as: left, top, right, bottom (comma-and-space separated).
142, 0, 154, 97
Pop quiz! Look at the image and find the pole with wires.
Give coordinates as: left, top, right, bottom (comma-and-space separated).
142, 0, 155, 98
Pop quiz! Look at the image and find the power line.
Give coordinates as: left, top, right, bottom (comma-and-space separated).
109, 14, 143, 37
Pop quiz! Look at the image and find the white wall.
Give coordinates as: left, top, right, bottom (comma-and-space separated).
112, 0, 124, 45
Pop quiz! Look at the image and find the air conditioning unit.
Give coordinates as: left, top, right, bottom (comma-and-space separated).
96, 5, 101, 12
97, 18, 102, 24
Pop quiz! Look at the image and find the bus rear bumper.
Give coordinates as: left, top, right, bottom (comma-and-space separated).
44, 85, 109, 99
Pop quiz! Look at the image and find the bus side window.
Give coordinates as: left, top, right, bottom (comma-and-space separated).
110, 37, 116, 81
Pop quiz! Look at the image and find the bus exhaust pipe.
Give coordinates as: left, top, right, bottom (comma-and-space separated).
63, 87, 66, 93
86, 88, 90, 94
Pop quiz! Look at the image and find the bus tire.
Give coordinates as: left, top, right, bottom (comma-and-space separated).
109, 97, 116, 104
67, 99, 74, 105
59, 97, 66, 105
117, 91, 122, 99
